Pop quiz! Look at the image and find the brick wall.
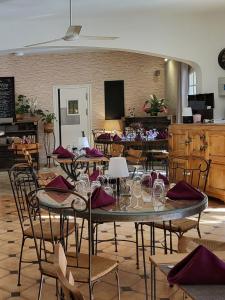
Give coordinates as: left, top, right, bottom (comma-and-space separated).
0, 51, 165, 163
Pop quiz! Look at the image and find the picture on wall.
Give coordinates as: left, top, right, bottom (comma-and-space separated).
218, 77, 225, 96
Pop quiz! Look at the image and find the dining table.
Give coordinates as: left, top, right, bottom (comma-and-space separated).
150, 252, 225, 300
37, 188, 208, 300
54, 155, 109, 181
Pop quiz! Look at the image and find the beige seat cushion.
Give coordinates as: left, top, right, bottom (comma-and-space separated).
41, 252, 118, 283
178, 236, 225, 253
154, 218, 198, 233
24, 221, 75, 240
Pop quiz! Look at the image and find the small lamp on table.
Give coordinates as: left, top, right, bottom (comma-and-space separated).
108, 157, 129, 195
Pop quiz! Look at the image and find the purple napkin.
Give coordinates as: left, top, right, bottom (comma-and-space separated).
168, 245, 225, 285
113, 134, 122, 142
91, 187, 116, 209
53, 146, 74, 159
142, 172, 169, 188
97, 133, 111, 140
166, 180, 204, 200
135, 133, 142, 141
85, 147, 104, 157
89, 170, 100, 181
46, 175, 74, 190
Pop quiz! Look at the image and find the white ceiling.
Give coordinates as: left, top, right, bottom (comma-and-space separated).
0, 0, 225, 55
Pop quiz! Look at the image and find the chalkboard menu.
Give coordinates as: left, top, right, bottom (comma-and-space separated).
0, 77, 15, 124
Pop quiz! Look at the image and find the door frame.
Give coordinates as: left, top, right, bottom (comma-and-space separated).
53, 84, 92, 147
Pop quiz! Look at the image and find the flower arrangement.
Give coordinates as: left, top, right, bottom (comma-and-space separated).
143, 94, 168, 116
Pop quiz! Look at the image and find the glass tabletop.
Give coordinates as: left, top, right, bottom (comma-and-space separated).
37, 189, 208, 223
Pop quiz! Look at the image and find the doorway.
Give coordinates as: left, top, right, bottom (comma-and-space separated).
53, 85, 91, 149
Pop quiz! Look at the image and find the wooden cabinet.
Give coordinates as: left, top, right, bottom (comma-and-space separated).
169, 124, 225, 202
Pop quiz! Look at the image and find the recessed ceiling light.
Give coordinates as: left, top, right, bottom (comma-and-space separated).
164, 58, 168, 62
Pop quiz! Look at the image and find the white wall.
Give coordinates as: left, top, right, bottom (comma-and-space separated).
0, 10, 225, 117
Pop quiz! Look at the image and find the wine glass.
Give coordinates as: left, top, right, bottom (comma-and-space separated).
132, 176, 142, 209
141, 173, 152, 203
152, 179, 165, 203
79, 172, 90, 187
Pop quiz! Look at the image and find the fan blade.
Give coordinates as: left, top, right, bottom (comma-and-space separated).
25, 38, 63, 47
80, 35, 119, 40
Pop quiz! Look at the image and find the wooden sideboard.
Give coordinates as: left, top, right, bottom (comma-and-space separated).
169, 123, 225, 201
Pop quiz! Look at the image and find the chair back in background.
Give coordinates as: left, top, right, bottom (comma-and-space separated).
169, 156, 211, 192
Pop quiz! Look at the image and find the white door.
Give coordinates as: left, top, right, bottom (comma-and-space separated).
53, 85, 91, 149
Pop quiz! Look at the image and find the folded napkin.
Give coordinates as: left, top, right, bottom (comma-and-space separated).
166, 180, 204, 200
97, 133, 111, 140
142, 172, 169, 188
46, 175, 74, 190
85, 147, 104, 157
91, 187, 116, 209
168, 245, 225, 285
135, 133, 142, 141
113, 134, 122, 142
89, 170, 100, 181
53, 146, 74, 159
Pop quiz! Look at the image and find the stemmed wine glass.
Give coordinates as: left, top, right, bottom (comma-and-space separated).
132, 175, 142, 209
152, 178, 165, 210
141, 173, 152, 203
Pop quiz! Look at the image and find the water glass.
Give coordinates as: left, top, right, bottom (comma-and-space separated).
152, 178, 165, 203
141, 173, 152, 203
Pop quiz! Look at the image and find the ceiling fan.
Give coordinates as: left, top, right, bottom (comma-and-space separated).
25, 0, 118, 47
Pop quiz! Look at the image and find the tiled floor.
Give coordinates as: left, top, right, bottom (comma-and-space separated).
0, 169, 225, 300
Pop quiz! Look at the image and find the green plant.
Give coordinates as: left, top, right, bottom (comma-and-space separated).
41, 111, 56, 124
143, 94, 168, 116
15, 94, 31, 114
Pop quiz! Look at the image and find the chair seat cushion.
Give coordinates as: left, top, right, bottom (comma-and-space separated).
24, 221, 75, 240
153, 218, 198, 233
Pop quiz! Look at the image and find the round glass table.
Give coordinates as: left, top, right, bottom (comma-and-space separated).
37, 189, 208, 223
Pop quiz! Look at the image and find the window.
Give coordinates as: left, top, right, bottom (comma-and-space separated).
188, 69, 197, 95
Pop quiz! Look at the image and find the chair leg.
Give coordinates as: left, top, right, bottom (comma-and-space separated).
163, 222, 168, 255
89, 282, 94, 300
197, 225, 201, 238
135, 222, 140, 269
17, 236, 26, 286
78, 219, 85, 252
95, 224, 98, 255
113, 222, 118, 252
141, 224, 148, 300
38, 274, 44, 300
115, 268, 121, 300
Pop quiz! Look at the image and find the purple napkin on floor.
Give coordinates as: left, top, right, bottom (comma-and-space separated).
142, 172, 169, 187
46, 175, 74, 190
166, 180, 204, 200
113, 134, 122, 142
168, 245, 225, 285
53, 146, 74, 159
97, 133, 111, 140
91, 187, 116, 209
89, 170, 100, 181
85, 147, 104, 157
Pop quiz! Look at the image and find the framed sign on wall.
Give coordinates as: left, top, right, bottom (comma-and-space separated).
0, 77, 15, 124
218, 77, 225, 97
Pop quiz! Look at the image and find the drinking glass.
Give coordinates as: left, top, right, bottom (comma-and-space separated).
152, 178, 165, 203
79, 172, 90, 187
132, 176, 142, 209
141, 173, 152, 203
90, 180, 101, 193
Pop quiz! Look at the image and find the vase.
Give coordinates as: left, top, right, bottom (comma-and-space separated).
44, 123, 54, 133
147, 111, 158, 116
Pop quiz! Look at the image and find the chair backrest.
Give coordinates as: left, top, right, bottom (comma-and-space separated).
169, 155, 211, 192
23, 149, 33, 166
8, 163, 38, 233
127, 149, 142, 159
25, 187, 90, 275
54, 243, 85, 300
178, 236, 225, 253
110, 144, 124, 157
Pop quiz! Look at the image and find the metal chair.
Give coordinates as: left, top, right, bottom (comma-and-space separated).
25, 187, 120, 300
109, 143, 124, 157
125, 148, 147, 177
135, 156, 211, 299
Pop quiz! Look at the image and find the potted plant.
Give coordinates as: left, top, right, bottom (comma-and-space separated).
15, 94, 31, 120
41, 111, 56, 133
143, 94, 168, 116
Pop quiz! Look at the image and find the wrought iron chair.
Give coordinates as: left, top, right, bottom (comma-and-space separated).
55, 242, 85, 300
135, 156, 211, 298
109, 143, 124, 157
8, 164, 74, 287
125, 148, 147, 177
25, 187, 120, 300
